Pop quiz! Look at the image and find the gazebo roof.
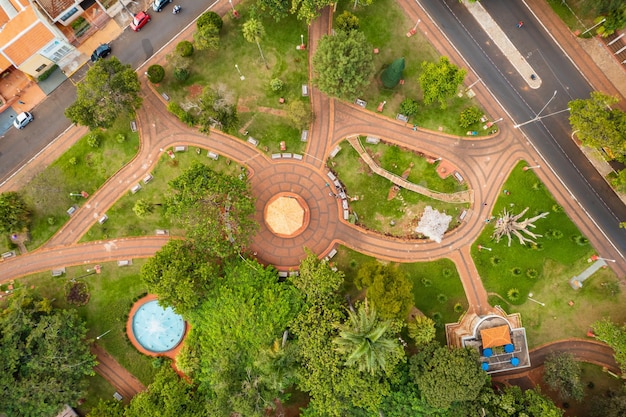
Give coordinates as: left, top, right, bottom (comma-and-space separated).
480, 325, 511, 348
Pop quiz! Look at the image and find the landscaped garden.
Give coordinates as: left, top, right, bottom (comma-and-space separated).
80, 147, 242, 242
329, 139, 469, 235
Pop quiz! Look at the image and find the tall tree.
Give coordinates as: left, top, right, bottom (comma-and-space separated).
126, 366, 204, 417
194, 11, 222, 51
256, 0, 290, 21
333, 301, 402, 375
65, 57, 141, 129
407, 315, 436, 346
419, 56, 466, 109
592, 318, 626, 373
313, 30, 374, 99
243, 18, 269, 69
381, 57, 405, 89
543, 352, 584, 401
569, 91, 626, 159
165, 162, 257, 257
184, 258, 301, 416
0, 191, 30, 235
355, 261, 413, 320
291, 0, 334, 23
0, 290, 97, 417
197, 85, 239, 134
140, 239, 219, 316
410, 344, 488, 410
86, 399, 125, 417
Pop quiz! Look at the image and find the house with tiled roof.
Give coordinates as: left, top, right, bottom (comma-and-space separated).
0, 0, 76, 77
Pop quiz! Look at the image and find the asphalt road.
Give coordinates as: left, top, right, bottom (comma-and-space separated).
420, 0, 626, 257
0, 0, 218, 185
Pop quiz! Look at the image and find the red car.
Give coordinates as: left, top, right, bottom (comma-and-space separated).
130, 11, 151, 31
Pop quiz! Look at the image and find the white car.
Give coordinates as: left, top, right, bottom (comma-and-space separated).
13, 111, 33, 129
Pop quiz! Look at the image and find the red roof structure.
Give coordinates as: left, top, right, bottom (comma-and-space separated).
480, 325, 511, 348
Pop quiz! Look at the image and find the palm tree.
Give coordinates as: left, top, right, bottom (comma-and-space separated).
242, 18, 268, 69
333, 300, 399, 375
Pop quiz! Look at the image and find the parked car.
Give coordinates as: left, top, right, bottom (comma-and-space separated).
90, 44, 111, 62
130, 11, 151, 31
13, 111, 33, 129
152, 0, 172, 12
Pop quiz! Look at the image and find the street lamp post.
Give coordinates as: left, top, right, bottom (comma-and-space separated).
477, 245, 492, 251
581, 18, 606, 36
590, 254, 616, 263
528, 293, 545, 307
523, 165, 540, 171
96, 329, 112, 340
234, 64, 245, 80
514, 90, 570, 128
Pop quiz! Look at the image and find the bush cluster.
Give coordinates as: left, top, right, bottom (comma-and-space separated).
147, 65, 165, 83
167, 102, 196, 126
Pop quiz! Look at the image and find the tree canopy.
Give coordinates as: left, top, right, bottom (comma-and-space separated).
419, 56, 466, 109
410, 344, 488, 410
592, 317, 626, 373
182, 258, 301, 416
354, 261, 413, 320
381, 57, 405, 89
140, 239, 219, 316
313, 30, 374, 99
569, 91, 626, 160
0, 191, 30, 235
543, 352, 584, 401
165, 162, 257, 257
0, 290, 97, 417
65, 57, 141, 129
194, 11, 222, 51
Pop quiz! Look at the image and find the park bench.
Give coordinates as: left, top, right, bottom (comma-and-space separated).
1, 251, 16, 259
143, 174, 153, 184
396, 114, 409, 123
366, 136, 380, 144
272, 153, 281, 159
98, 214, 108, 225
247, 137, 259, 147
281, 153, 292, 159
67, 205, 77, 216
278, 271, 289, 278
329, 146, 341, 158
51, 267, 66, 277
342, 199, 349, 210
293, 154, 303, 160
354, 98, 367, 108
459, 209, 468, 221
327, 171, 337, 181
130, 120, 137, 132
155, 229, 169, 236
161, 93, 170, 101
453, 171, 464, 183
113, 392, 123, 401
207, 151, 219, 160
301, 130, 309, 142
130, 184, 142, 194
343, 210, 350, 220
327, 248, 338, 259
174, 145, 187, 152
117, 260, 132, 267
301, 84, 309, 96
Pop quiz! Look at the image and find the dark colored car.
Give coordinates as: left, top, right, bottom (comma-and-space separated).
90, 44, 112, 62
130, 11, 151, 31
152, 0, 172, 12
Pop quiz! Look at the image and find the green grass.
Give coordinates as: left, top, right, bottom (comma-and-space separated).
363, 140, 468, 193
471, 161, 625, 347
76, 373, 118, 415
4, 116, 139, 252
18, 260, 158, 386
337, 0, 492, 136
80, 147, 242, 242
547, 0, 597, 35
155, 4, 309, 153
330, 141, 468, 235
334, 246, 467, 343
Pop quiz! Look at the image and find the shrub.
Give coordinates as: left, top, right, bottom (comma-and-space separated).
532, 181, 543, 190
116, 133, 126, 143
546, 229, 563, 240
167, 102, 196, 126
458, 106, 483, 128
437, 293, 448, 303
490, 256, 501, 266
442, 268, 452, 277
421, 278, 432, 287
37, 64, 58, 82
87, 132, 100, 148
71, 17, 86, 30
68, 157, 78, 166
336, 10, 359, 32
532, 242, 544, 251
571, 235, 588, 246
526, 268, 538, 279
147, 65, 165, 83
349, 259, 358, 268
174, 67, 190, 81
510, 267, 522, 276
507, 288, 520, 302
176, 40, 194, 57
65, 280, 90, 306
454, 303, 464, 313
270, 78, 284, 92
552, 204, 563, 213
47, 217, 55, 225
399, 98, 419, 117
197, 11, 223, 31
431, 312, 442, 322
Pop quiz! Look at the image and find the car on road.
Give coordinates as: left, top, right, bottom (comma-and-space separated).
90, 44, 112, 62
152, 0, 171, 12
13, 111, 33, 129
130, 11, 151, 31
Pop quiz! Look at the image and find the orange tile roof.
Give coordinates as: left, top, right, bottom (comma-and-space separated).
34, 0, 76, 20
480, 325, 511, 348
0, 6, 38, 46
3, 21, 54, 66
0, 7, 9, 26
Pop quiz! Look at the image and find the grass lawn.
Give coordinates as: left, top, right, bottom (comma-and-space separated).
334, 246, 467, 343
330, 141, 468, 236
546, 0, 598, 35
76, 373, 118, 415
80, 147, 242, 242
0, 116, 139, 253
155, 3, 309, 154
474, 161, 624, 347
337, 0, 493, 136
17, 260, 159, 387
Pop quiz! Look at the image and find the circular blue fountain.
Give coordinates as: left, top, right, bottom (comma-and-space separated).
131, 300, 185, 353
